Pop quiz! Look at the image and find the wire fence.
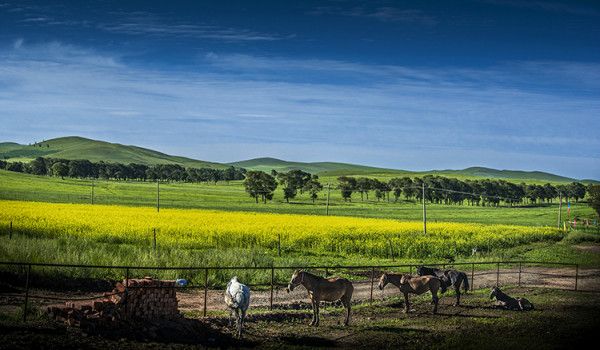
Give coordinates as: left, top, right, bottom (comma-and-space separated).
1, 260, 596, 323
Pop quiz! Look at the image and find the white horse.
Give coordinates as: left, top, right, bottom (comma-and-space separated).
224, 276, 251, 337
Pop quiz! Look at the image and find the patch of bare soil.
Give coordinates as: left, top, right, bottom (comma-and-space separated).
576, 244, 600, 254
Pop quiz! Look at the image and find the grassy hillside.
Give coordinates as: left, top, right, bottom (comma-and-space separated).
228, 157, 394, 174
0, 136, 226, 169
232, 158, 581, 183
1, 136, 591, 182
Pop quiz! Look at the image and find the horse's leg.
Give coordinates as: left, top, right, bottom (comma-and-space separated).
309, 298, 316, 326
239, 309, 246, 337
454, 283, 461, 306
342, 295, 351, 326
314, 300, 320, 327
432, 288, 439, 314
403, 293, 410, 313
228, 309, 234, 327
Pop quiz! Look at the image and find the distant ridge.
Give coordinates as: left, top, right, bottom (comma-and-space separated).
0, 136, 592, 183
0, 136, 226, 169
229, 158, 583, 183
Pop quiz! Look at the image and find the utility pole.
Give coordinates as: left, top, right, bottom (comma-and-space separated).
157, 180, 160, 212
326, 183, 331, 216
422, 182, 427, 234
558, 192, 562, 229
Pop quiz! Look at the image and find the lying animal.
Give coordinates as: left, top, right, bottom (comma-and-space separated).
490, 286, 534, 311
224, 276, 251, 337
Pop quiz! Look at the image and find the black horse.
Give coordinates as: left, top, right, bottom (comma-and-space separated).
417, 266, 469, 306
490, 286, 534, 311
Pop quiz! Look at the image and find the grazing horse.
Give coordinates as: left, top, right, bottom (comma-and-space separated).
287, 270, 353, 326
417, 266, 469, 306
490, 286, 534, 311
224, 276, 251, 337
378, 273, 442, 314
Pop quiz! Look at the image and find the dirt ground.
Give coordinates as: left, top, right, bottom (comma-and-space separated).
2, 287, 600, 349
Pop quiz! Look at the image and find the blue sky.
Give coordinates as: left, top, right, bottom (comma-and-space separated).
0, 0, 599, 179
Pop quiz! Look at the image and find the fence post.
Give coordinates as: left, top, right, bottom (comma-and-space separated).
370, 267, 375, 304
203, 268, 208, 317
496, 262, 500, 286
124, 267, 130, 319
270, 265, 274, 310
518, 262, 522, 287
22, 264, 31, 322
9, 221, 12, 239
470, 263, 474, 291
153, 228, 157, 252
575, 264, 579, 291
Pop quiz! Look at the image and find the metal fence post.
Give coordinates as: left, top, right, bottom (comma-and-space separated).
203, 268, 208, 317
575, 264, 579, 291
471, 263, 474, 291
518, 262, 522, 287
22, 264, 31, 322
270, 265, 275, 310
370, 267, 375, 304
496, 262, 500, 286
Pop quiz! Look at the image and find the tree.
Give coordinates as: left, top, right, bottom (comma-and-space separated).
303, 178, 323, 203
51, 162, 69, 179
587, 185, 600, 218
30, 157, 48, 175
243, 171, 278, 203
568, 182, 587, 203
337, 176, 356, 202
356, 177, 372, 201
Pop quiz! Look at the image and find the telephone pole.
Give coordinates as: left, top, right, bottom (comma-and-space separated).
326, 183, 331, 216
422, 182, 427, 234
156, 180, 160, 212
558, 192, 562, 229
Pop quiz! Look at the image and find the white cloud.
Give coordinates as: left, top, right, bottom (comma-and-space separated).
0, 43, 598, 178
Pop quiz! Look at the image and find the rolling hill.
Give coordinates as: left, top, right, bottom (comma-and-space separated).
0, 136, 592, 183
227, 157, 397, 174
0, 136, 226, 169
230, 158, 582, 183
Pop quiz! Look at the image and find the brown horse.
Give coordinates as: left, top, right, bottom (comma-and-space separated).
378, 273, 442, 314
287, 270, 354, 326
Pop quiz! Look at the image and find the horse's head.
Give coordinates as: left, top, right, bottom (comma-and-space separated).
378, 273, 388, 290
287, 269, 304, 293
416, 266, 426, 276
490, 286, 500, 300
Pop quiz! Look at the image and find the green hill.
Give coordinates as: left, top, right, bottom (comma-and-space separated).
0, 136, 226, 169
230, 158, 583, 183
1, 136, 592, 183
228, 157, 395, 174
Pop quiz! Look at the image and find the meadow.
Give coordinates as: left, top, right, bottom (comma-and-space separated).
0, 169, 594, 227
0, 199, 572, 283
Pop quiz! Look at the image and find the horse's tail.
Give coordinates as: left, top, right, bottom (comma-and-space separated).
439, 278, 447, 294
462, 272, 469, 293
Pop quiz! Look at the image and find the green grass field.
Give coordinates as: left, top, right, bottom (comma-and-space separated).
0, 169, 594, 227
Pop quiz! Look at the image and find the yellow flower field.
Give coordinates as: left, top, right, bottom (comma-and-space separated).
0, 200, 562, 258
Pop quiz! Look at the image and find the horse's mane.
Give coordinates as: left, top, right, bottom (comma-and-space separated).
299, 270, 326, 280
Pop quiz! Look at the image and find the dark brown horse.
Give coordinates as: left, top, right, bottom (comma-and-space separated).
287, 270, 354, 326
378, 273, 442, 314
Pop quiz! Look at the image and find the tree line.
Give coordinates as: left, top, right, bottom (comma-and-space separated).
0, 157, 246, 183
337, 175, 589, 206
242, 170, 590, 206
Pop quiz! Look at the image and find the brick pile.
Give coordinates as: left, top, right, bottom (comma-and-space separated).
48, 277, 180, 329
